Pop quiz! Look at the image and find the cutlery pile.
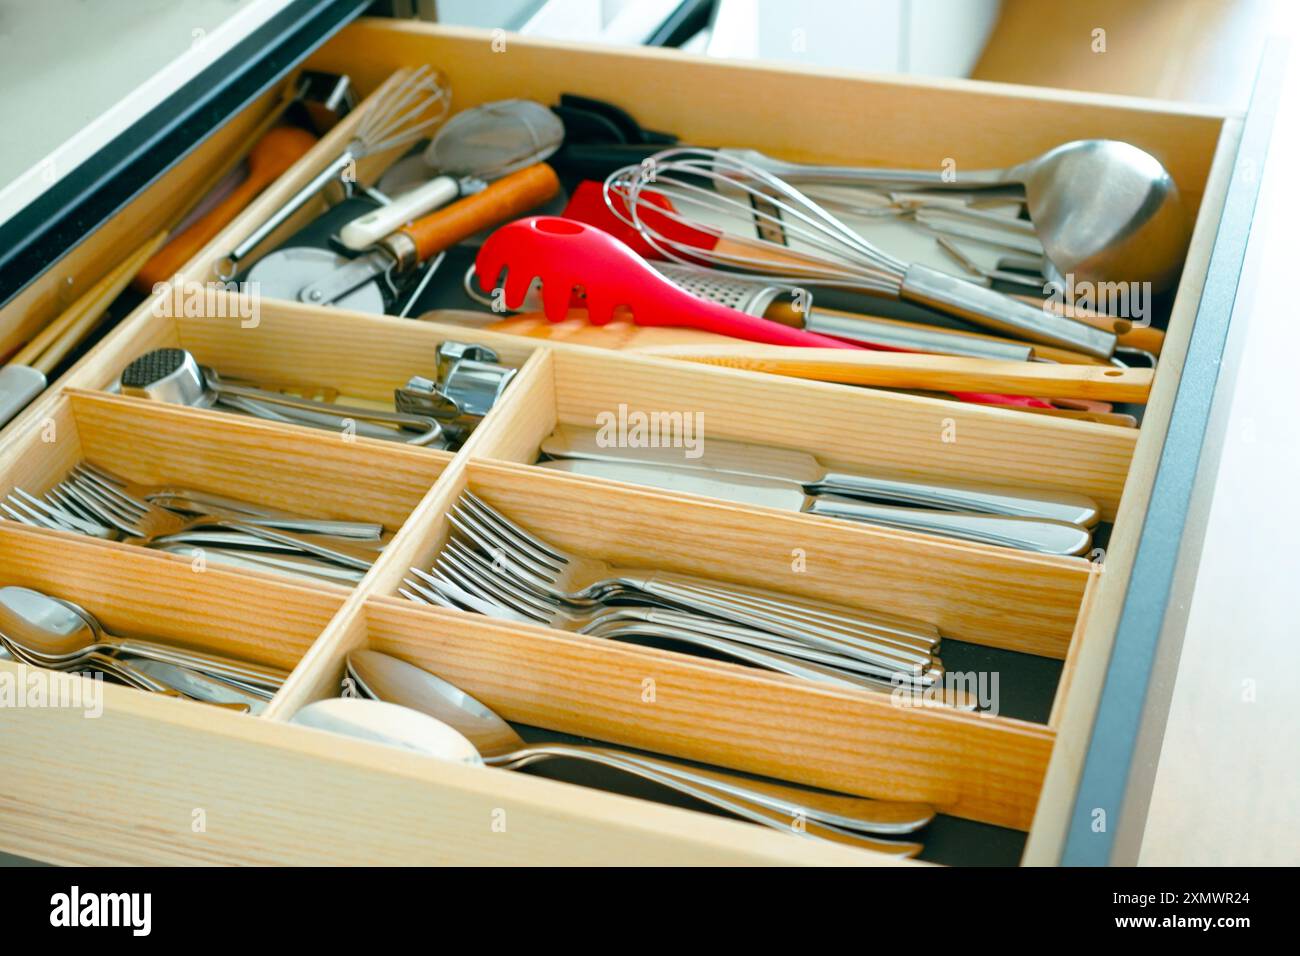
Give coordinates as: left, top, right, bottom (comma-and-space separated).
402, 490, 947, 695
0, 585, 285, 712
116, 340, 518, 449
538, 424, 1099, 555
2, 462, 382, 584
323, 649, 932, 856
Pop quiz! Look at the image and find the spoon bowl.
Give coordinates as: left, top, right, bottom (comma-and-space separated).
0, 586, 100, 658
290, 697, 484, 765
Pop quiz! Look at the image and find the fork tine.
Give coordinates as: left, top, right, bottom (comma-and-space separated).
428, 557, 549, 623
399, 579, 436, 606
431, 556, 548, 624
21, 487, 108, 532
401, 575, 469, 612
1, 502, 37, 526
60, 475, 133, 521
440, 542, 554, 618
79, 461, 126, 486
449, 504, 560, 582
10, 489, 107, 536
458, 494, 564, 571
70, 465, 147, 514
57, 479, 141, 535
45, 486, 103, 524
413, 566, 537, 624
460, 491, 568, 567
447, 539, 557, 614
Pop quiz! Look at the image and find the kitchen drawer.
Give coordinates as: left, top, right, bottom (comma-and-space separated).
0, 16, 1268, 866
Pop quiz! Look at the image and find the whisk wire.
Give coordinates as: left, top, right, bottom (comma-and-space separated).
353, 64, 451, 155
604, 147, 909, 295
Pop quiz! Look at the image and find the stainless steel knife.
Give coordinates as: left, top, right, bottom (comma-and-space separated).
537, 458, 1092, 556
540, 424, 1100, 527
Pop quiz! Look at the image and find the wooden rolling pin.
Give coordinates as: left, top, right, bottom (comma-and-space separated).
634, 343, 1153, 403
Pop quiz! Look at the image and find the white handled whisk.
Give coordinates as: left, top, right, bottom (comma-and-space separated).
220, 66, 452, 278
603, 148, 1115, 358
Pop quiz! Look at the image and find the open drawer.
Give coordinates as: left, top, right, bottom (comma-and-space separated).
0, 16, 1271, 866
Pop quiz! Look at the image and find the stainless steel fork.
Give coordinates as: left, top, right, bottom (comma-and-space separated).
429, 539, 938, 679
447, 492, 941, 665
405, 565, 925, 692
60, 465, 377, 571
79, 462, 383, 539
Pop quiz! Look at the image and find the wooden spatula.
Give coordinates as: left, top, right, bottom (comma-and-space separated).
484, 313, 1151, 404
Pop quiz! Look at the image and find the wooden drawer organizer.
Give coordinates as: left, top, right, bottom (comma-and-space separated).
0, 19, 1243, 865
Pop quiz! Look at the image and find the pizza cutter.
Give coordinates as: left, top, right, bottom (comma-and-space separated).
247, 163, 560, 314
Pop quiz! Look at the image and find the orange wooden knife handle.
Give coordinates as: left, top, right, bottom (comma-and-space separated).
399, 163, 560, 262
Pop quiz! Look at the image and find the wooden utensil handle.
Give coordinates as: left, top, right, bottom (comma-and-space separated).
133, 126, 318, 290
1017, 293, 1165, 355
635, 344, 1153, 403
396, 163, 560, 265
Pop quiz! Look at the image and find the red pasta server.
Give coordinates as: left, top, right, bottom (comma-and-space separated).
475, 216, 863, 349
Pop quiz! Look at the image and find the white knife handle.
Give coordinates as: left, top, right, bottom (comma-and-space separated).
339, 176, 460, 250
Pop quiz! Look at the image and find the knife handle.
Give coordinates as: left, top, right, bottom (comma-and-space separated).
815, 473, 1100, 528
385, 164, 560, 268
807, 496, 1091, 556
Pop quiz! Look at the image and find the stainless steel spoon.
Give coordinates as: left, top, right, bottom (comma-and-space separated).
347, 649, 931, 850
0, 586, 286, 690
727, 139, 1189, 292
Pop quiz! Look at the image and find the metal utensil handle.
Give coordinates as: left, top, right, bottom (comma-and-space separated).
156, 543, 367, 585
901, 263, 1116, 358
636, 605, 891, 663
505, 742, 931, 835
0, 638, 193, 701
206, 518, 377, 572
145, 490, 383, 539
634, 577, 930, 672
636, 608, 937, 685
490, 744, 921, 854
212, 381, 442, 445
594, 619, 899, 690
576, 748, 934, 835
221, 152, 356, 277
801, 309, 1034, 362
623, 606, 932, 683
113, 638, 288, 690
127, 658, 266, 711
808, 496, 1093, 556
815, 473, 1101, 527
646, 572, 939, 650
217, 395, 436, 446
726, 148, 1010, 190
